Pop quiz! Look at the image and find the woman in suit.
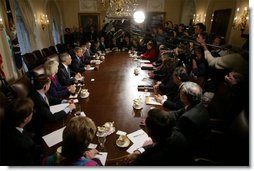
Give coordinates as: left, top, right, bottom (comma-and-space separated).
140, 41, 158, 62
42, 116, 102, 166
45, 59, 76, 98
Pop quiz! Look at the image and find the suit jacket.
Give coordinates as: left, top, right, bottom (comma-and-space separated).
133, 129, 193, 166
172, 102, 210, 146
82, 49, 94, 65
48, 75, 70, 98
70, 56, 85, 73
2, 128, 40, 165
28, 89, 68, 138
99, 42, 106, 52
57, 63, 76, 86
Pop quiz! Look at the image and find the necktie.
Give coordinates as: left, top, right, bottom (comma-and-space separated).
67, 67, 71, 78
44, 95, 49, 106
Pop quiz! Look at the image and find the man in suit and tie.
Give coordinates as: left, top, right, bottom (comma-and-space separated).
28, 74, 76, 143
70, 47, 86, 73
1, 98, 42, 165
57, 52, 83, 86
81, 41, 94, 65
169, 81, 210, 148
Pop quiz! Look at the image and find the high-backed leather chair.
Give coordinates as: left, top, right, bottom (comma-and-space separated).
48, 46, 57, 54
22, 53, 39, 71
56, 43, 66, 54
41, 48, 52, 58
32, 50, 46, 65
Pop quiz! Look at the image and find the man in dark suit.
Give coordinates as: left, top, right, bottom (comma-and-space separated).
70, 47, 86, 73
28, 74, 76, 143
81, 41, 94, 65
154, 66, 189, 111
170, 81, 210, 147
127, 108, 193, 166
1, 98, 41, 165
57, 52, 83, 86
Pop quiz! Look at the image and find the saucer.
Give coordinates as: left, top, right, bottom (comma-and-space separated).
80, 92, 89, 98
116, 137, 130, 148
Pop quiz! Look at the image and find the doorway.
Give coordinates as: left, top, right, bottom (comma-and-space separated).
210, 9, 232, 37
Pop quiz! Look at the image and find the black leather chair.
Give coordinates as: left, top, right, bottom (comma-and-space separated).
48, 46, 57, 54
32, 50, 46, 65
41, 48, 52, 58
56, 43, 66, 54
22, 53, 40, 71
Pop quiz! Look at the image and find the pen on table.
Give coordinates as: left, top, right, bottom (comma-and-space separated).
96, 152, 103, 155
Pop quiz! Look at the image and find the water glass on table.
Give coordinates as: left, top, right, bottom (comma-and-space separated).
96, 131, 107, 149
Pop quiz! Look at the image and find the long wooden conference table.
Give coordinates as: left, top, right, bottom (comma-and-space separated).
43, 51, 162, 165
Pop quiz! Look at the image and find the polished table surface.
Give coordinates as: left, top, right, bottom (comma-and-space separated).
43, 52, 162, 165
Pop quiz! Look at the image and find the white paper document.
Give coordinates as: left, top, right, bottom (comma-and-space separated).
95, 152, 108, 166
50, 103, 69, 113
126, 129, 151, 154
127, 129, 149, 143
145, 96, 162, 106
42, 127, 65, 147
138, 59, 150, 63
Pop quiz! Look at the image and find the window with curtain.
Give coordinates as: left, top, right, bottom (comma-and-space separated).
52, 17, 60, 45
15, 3, 31, 54
15, 2, 31, 72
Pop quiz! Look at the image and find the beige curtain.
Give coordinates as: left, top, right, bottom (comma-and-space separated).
46, 2, 54, 45
47, 0, 62, 45
16, 0, 37, 50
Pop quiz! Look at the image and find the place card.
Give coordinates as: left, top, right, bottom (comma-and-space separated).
116, 130, 127, 136
87, 143, 97, 149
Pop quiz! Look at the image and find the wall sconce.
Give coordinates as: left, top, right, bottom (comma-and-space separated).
40, 14, 49, 30
232, 7, 249, 32
193, 14, 202, 24
211, 13, 214, 22
0, 18, 4, 31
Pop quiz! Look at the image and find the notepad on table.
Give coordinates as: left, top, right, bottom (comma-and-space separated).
95, 152, 108, 166
141, 63, 154, 70
145, 96, 162, 106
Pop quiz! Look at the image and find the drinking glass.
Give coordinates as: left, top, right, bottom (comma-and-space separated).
96, 131, 107, 149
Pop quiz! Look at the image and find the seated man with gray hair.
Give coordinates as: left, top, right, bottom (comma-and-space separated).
170, 81, 210, 147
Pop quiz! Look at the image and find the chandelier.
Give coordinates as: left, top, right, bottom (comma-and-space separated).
100, 0, 138, 19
